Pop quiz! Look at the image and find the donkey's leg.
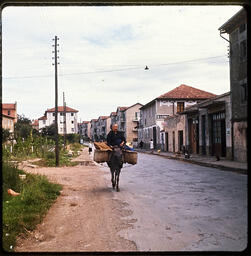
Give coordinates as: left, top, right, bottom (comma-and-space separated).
110, 169, 115, 189
116, 169, 121, 192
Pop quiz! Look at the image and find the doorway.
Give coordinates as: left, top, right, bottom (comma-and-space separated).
153, 127, 157, 149
178, 130, 183, 152
165, 132, 168, 151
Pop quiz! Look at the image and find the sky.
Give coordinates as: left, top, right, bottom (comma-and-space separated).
2, 5, 243, 122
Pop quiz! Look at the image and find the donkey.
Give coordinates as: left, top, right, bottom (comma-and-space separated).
108, 146, 123, 192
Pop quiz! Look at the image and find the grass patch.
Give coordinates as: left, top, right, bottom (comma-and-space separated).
32, 151, 79, 167
2, 162, 62, 252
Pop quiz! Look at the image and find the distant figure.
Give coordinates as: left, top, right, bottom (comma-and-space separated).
150, 139, 154, 153
139, 140, 144, 150
88, 141, 93, 155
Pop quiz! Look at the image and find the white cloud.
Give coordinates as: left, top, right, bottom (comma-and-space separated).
2, 5, 242, 121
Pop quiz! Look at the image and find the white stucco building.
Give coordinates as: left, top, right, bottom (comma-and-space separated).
38, 106, 78, 134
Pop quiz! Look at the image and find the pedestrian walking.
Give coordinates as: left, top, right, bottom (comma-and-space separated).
139, 140, 144, 150
88, 141, 93, 155
150, 139, 154, 153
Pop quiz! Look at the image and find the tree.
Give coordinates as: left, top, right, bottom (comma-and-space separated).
2, 128, 10, 143
14, 114, 32, 139
41, 124, 57, 137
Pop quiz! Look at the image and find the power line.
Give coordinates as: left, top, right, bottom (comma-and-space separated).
3, 55, 228, 80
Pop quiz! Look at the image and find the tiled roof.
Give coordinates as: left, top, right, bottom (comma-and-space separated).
2, 103, 16, 110
110, 112, 117, 116
38, 116, 47, 120
46, 106, 78, 113
117, 107, 128, 112
2, 113, 15, 119
32, 119, 39, 126
157, 84, 216, 99
2, 112, 16, 119
125, 103, 143, 110
91, 119, 98, 122
99, 116, 109, 120
83, 121, 90, 124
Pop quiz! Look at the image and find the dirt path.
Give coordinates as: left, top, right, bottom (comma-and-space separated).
15, 148, 137, 252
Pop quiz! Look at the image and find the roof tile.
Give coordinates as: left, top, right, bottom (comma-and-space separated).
158, 84, 216, 99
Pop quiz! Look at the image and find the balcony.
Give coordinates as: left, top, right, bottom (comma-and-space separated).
132, 117, 139, 122
156, 114, 170, 120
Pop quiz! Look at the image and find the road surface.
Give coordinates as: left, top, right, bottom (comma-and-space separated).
101, 152, 247, 251
15, 149, 247, 252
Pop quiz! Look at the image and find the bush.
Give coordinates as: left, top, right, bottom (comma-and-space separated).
45, 151, 55, 159
2, 163, 62, 252
2, 163, 25, 200
66, 134, 80, 144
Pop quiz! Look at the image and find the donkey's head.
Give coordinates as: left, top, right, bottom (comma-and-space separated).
112, 146, 123, 161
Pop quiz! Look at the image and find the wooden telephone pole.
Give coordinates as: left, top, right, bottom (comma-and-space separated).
63, 92, 67, 150
52, 36, 59, 166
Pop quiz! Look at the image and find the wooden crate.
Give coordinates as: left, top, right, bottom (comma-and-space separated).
94, 150, 109, 163
123, 151, 138, 165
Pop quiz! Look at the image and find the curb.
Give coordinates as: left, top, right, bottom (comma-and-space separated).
137, 150, 247, 174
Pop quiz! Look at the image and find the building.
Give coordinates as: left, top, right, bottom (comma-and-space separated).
122, 103, 142, 146
78, 121, 91, 140
110, 112, 117, 127
38, 106, 78, 134
96, 116, 111, 141
138, 84, 216, 149
31, 119, 39, 131
162, 114, 186, 153
219, 8, 247, 162
177, 92, 232, 159
116, 107, 128, 132
90, 119, 98, 141
2, 114, 15, 133
113, 104, 142, 145
2, 102, 17, 123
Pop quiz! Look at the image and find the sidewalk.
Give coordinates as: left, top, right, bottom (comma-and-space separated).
136, 149, 247, 174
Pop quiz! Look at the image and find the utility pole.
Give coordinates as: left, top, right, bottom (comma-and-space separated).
63, 92, 66, 150
52, 36, 59, 166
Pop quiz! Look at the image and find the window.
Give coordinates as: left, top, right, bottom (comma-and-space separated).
71, 128, 74, 132
53, 112, 55, 116
71, 121, 74, 124
71, 113, 74, 116
239, 23, 246, 33
8, 110, 10, 115
177, 102, 184, 113
43, 120, 46, 124
240, 40, 247, 62
240, 83, 247, 102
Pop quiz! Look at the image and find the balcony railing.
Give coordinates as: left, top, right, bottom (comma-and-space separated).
156, 114, 170, 120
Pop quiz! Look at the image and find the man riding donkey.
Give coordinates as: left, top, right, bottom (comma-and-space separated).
107, 124, 126, 168
106, 124, 133, 191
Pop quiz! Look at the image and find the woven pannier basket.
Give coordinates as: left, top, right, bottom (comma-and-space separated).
123, 151, 138, 165
94, 149, 109, 163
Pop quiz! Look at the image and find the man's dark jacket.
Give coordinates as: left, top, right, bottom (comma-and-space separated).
107, 131, 126, 146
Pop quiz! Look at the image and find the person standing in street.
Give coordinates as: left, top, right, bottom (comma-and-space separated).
139, 140, 144, 150
150, 139, 154, 153
88, 141, 93, 155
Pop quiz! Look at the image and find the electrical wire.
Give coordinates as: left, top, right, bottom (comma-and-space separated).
3, 55, 228, 80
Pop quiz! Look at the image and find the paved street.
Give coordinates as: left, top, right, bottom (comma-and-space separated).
100, 152, 247, 251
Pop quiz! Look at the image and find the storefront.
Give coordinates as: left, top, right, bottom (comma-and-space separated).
211, 111, 226, 157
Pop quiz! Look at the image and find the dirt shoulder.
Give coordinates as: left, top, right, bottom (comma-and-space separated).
15, 148, 137, 252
